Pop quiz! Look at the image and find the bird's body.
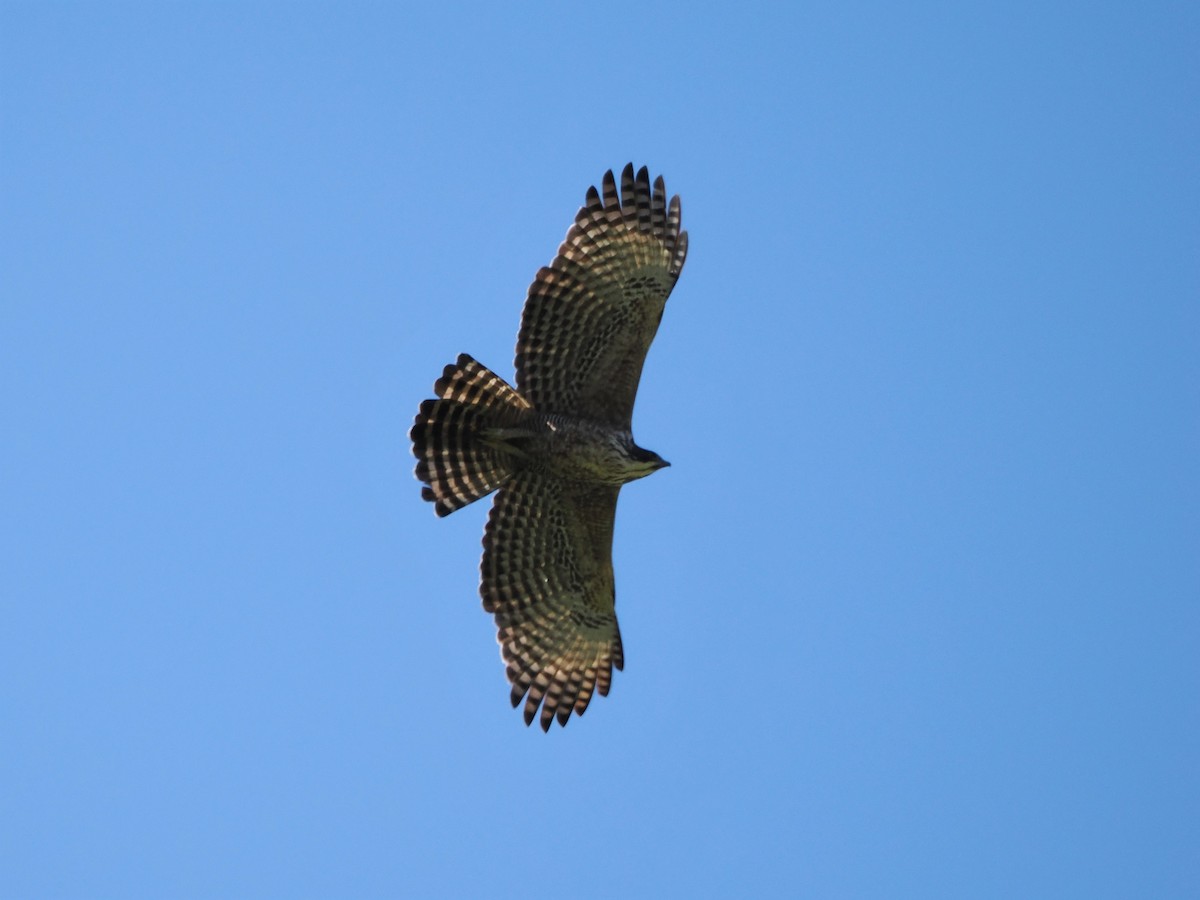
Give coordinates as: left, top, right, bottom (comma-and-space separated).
484, 412, 668, 485
411, 165, 687, 730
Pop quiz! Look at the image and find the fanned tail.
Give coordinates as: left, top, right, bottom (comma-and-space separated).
410, 354, 532, 517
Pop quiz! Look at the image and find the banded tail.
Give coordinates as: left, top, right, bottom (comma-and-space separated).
410, 354, 533, 517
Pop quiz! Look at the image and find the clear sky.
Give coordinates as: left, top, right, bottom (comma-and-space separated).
3, 2, 1197, 897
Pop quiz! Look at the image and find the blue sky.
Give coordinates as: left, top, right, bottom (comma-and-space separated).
2, 2, 1197, 897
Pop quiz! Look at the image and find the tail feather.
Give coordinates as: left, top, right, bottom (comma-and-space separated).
411, 354, 532, 516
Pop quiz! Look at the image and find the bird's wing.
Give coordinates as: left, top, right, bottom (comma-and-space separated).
480, 471, 624, 730
515, 164, 687, 429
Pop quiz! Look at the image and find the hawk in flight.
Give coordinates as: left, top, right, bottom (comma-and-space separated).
410, 165, 687, 730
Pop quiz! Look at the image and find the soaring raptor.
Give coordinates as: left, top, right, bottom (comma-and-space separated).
410, 165, 687, 730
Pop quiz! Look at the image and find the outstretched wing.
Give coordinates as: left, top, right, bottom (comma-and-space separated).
515, 164, 688, 429
480, 471, 624, 730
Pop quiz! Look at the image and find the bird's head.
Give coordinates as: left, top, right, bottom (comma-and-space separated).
628, 442, 670, 479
